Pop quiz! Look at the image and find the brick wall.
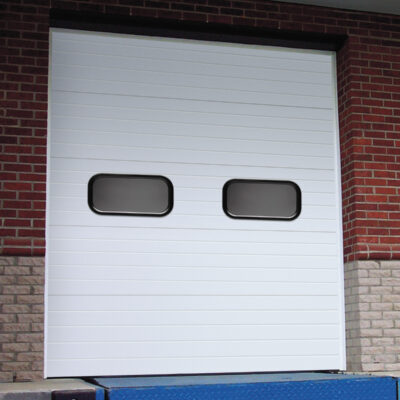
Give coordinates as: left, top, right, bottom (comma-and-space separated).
337, 33, 400, 262
1, 0, 400, 382
1, 0, 48, 258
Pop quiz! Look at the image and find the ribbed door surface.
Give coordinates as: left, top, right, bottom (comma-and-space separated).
46, 28, 345, 377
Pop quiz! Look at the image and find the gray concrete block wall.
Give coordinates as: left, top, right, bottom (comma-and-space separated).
345, 260, 400, 374
0, 257, 44, 382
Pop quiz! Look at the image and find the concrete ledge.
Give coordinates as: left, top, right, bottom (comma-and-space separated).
0, 379, 104, 400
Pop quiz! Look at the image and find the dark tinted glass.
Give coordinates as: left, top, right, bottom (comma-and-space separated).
88, 174, 173, 216
223, 179, 301, 220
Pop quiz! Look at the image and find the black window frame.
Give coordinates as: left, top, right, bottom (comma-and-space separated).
222, 179, 301, 221
88, 173, 173, 217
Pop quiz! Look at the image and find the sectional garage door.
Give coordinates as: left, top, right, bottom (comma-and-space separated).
46, 28, 345, 377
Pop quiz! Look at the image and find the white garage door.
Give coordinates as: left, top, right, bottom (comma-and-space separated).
46, 28, 345, 377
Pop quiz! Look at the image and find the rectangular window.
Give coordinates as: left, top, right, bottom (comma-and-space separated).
88, 174, 173, 216
223, 179, 301, 220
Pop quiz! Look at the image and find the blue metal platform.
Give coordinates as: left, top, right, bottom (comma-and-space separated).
92, 373, 398, 400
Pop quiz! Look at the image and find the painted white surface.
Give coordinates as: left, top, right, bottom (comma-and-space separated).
46, 28, 345, 377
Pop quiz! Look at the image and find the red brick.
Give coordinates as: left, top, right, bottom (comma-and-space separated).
18, 230, 44, 238
3, 182, 32, 191
17, 211, 44, 219
4, 163, 32, 172
3, 239, 31, 247
4, 219, 31, 227
18, 174, 46, 182
0, 210, 17, 218
5, 109, 34, 120
3, 201, 32, 209
18, 192, 45, 201
18, 156, 46, 164
376, 188, 397, 195
19, 137, 46, 146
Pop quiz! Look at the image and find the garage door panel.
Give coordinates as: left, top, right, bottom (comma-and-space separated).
51, 198, 336, 219
50, 226, 337, 245
51, 121, 334, 145
49, 196, 337, 220
53, 64, 332, 99
50, 178, 335, 196
54, 37, 333, 73
48, 213, 339, 232
53, 39, 333, 71
53, 79, 333, 109
48, 340, 340, 361
52, 50, 332, 85
51, 130, 334, 158
48, 325, 338, 343
48, 240, 338, 257
47, 356, 341, 377
51, 91, 334, 121
51, 104, 333, 132
50, 144, 333, 170
48, 252, 339, 269
49, 265, 338, 283
49, 166, 336, 187
49, 281, 337, 296
56, 30, 333, 62
47, 309, 339, 326
49, 189, 336, 210
49, 295, 339, 313
46, 29, 344, 376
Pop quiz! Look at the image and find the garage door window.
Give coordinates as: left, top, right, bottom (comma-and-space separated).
223, 179, 301, 220
88, 174, 173, 216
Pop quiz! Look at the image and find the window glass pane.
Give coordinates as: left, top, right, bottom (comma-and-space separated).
223, 179, 301, 220
88, 174, 173, 216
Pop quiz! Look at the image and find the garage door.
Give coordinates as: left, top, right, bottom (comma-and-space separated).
46, 28, 345, 377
